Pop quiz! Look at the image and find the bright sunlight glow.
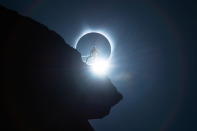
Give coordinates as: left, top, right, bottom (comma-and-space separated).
90, 58, 110, 76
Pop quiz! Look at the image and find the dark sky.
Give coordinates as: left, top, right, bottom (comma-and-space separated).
1, 0, 196, 130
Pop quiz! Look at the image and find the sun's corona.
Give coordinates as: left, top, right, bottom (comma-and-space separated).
75, 29, 113, 76
74, 29, 114, 60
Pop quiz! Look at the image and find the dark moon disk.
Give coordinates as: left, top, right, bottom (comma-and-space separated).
76, 32, 111, 61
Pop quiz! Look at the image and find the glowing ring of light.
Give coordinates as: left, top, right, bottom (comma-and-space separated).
74, 29, 114, 60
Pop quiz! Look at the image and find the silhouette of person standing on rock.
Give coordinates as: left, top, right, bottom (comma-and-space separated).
86, 46, 99, 64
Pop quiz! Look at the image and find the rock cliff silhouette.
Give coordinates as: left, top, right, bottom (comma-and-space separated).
1, 5, 122, 130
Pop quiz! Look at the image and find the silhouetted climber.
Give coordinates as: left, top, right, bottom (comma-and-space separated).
1, 5, 122, 131
86, 46, 99, 64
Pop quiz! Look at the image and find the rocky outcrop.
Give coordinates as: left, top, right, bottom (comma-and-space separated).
1, 5, 122, 130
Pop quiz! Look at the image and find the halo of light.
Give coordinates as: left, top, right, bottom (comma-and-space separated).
74, 29, 114, 76
74, 29, 114, 60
